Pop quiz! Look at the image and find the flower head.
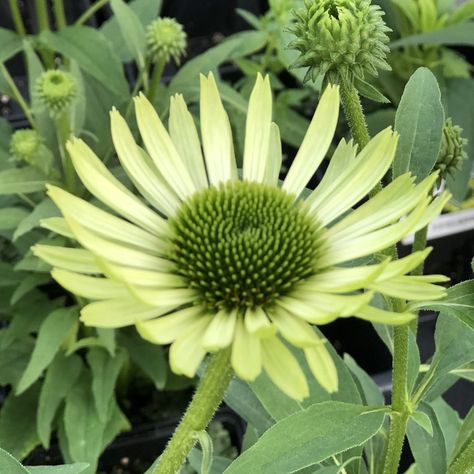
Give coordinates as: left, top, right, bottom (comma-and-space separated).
146, 17, 187, 65
290, 0, 391, 91
10, 129, 42, 164
34, 73, 449, 401
35, 70, 76, 118
436, 118, 468, 179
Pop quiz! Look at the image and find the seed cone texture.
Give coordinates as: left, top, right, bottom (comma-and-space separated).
290, 0, 391, 87
146, 17, 187, 64
170, 181, 322, 311
36, 70, 76, 118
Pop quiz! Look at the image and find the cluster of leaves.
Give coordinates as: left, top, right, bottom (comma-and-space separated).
0, 0, 473, 473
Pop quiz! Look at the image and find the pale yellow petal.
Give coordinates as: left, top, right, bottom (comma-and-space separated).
32, 245, 100, 274
202, 309, 237, 351
231, 317, 261, 380
305, 340, 338, 393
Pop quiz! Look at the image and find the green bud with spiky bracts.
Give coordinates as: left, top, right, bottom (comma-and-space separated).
9, 128, 54, 176
35, 70, 77, 118
436, 118, 468, 179
290, 0, 391, 100
10, 129, 42, 164
146, 17, 187, 65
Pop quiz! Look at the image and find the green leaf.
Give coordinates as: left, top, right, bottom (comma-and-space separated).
411, 410, 434, 436
431, 397, 462, 461
13, 198, 59, 241
193, 431, 214, 474
224, 377, 275, 436
0, 207, 29, 231
101, 0, 162, 62
16, 307, 78, 394
37, 353, 83, 448
86, 348, 126, 422
354, 76, 390, 103
40, 27, 129, 97
450, 0, 474, 24
392, 67, 444, 182
0, 167, 46, 195
96, 328, 116, 356
10, 273, 51, 305
391, 22, 474, 48
344, 354, 384, 406
445, 78, 474, 201
169, 31, 268, 93
63, 374, 104, 474
223, 402, 385, 474
412, 280, 474, 331
407, 402, 448, 473
0, 385, 40, 460
26, 464, 90, 474
110, 0, 146, 67
0, 338, 33, 387
0, 28, 22, 63
117, 330, 167, 389
451, 406, 474, 465
0, 448, 29, 474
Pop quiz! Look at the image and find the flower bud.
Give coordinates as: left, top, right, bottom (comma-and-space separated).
9, 129, 54, 176
9, 129, 42, 164
146, 18, 187, 65
436, 118, 468, 178
35, 70, 77, 118
290, 0, 391, 95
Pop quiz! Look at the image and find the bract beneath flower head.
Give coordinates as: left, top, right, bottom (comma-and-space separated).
34, 73, 449, 401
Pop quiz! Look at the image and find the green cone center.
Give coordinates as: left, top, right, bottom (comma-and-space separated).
169, 181, 322, 312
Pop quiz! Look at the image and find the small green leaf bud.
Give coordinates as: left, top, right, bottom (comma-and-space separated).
146, 17, 187, 65
35, 70, 77, 118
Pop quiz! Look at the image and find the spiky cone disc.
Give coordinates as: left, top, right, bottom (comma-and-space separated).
436, 118, 468, 179
35, 70, 77, 118
146, 17, 187, 65
290, 0, 391, 96
34, 73, 450, 402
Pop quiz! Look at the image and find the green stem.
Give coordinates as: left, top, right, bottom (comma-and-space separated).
449, 434, 474, 474
339, 82, 370, 149
147, 57, 166, 104
52, 0, 67, 30
154, 350, 233, 474
34, 0, 54, 68
409, 225, 428, 333
382, 308, 411, 474
0, 64, 37, 129
339, 82, 383, 196
55, 112, 75, 192
17, 193, 36, 208
75, 0, 110, 26
8, 0, 26, 36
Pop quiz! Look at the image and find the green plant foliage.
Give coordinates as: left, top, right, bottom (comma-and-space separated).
393, 67, 445, 181
224, 402, 386, 474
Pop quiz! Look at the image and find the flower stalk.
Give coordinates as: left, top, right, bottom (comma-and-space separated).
340, 83, 370, 149
154, 350, 233, 474
8, 0, 26, 37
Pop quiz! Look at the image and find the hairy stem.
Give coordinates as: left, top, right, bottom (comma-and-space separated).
339, 82, 383, 197
34, 0, 54, 68
382, 305, 411, 474
154, 350, 233, 474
